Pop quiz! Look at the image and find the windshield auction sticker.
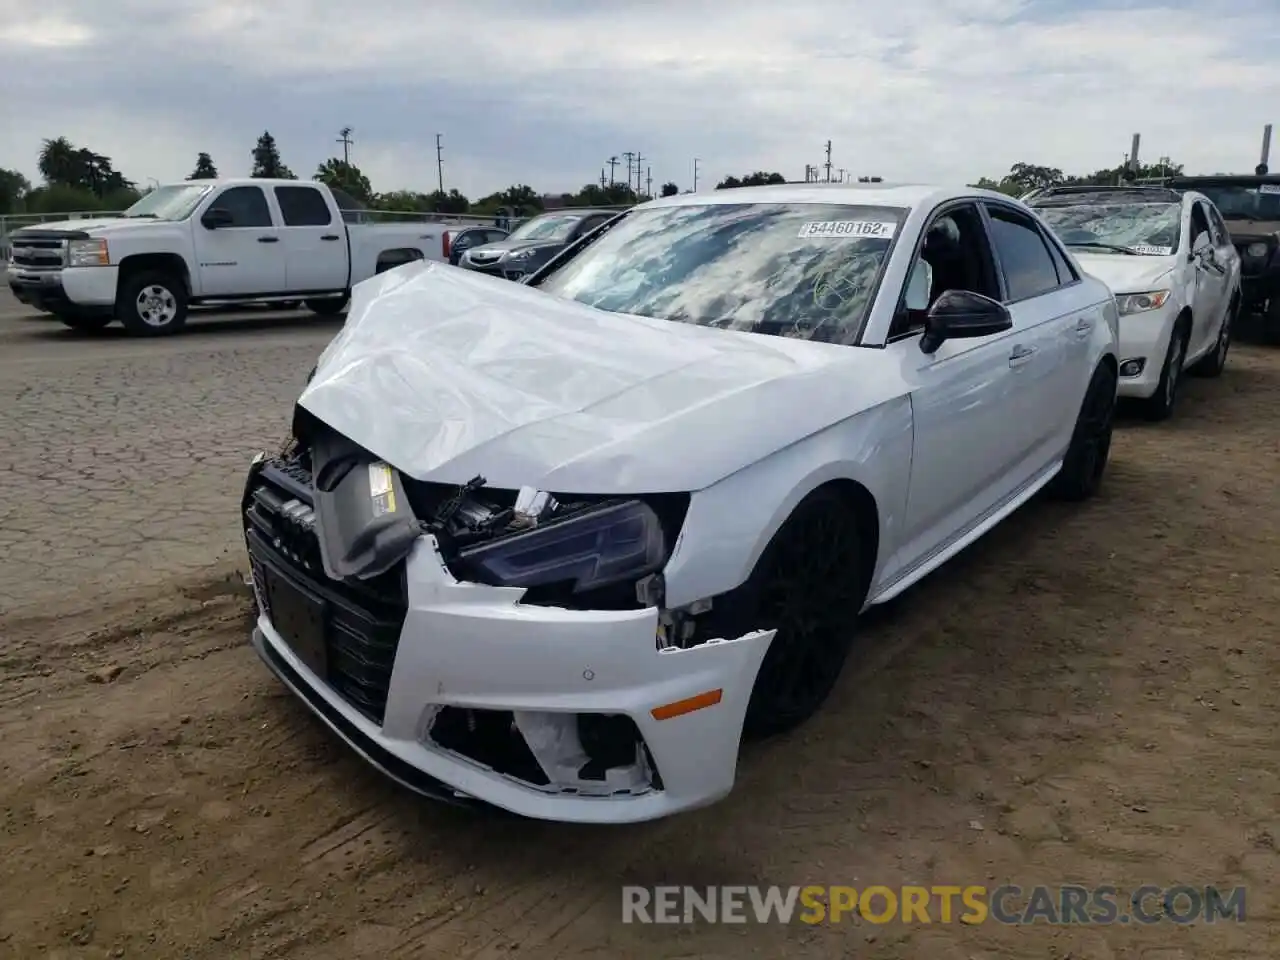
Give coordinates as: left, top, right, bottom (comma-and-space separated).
1258, 183, 1280, 195
1130, 244, 1173, 256
798, 220, 898, 240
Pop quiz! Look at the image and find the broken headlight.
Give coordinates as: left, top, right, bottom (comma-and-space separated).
454, 499, 667, 593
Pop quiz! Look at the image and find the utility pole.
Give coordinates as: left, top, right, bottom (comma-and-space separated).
337, 126, 353, 164
635, 153, 645, 194
435, 133, 444, 193
622, 152, 635, 192
824, 140, 833, 183
645, 166, 652, 197
692, 158, 700, 192
1259, 123, 1273, 175
837, 167, 846, 183
599, 167, 607, 188
608, 156, 619, 185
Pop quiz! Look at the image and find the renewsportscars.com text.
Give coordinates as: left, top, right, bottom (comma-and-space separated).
621, 884, 1247, 925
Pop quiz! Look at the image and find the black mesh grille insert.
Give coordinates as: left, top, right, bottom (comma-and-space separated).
244, 456, 408, 725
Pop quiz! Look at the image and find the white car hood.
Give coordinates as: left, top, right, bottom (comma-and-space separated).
299, 261, 895, 494
1073, 253, 1176, 295
14, 217, 149, 235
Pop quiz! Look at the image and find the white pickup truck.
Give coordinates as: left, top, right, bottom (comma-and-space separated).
5, 178, 452, 335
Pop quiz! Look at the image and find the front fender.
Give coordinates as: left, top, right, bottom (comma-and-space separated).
661, 396, 914, 609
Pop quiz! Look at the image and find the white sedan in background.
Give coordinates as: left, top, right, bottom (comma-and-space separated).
243, 183, 1119, 823
1030, 185, 1241, 420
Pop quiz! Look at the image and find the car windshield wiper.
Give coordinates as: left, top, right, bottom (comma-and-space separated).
121, 213, 159, 218
1065, 241, 1139, 255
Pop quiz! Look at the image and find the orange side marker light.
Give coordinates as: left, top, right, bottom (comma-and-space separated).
650, 689, 723, 721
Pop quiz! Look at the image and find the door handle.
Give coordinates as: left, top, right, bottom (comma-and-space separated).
320, 234, 340, 241
1074, 317, 1093, 339
1008, 344, 1036, 367
258, 236, 279, 243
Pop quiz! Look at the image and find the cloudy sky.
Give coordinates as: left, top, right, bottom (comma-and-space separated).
1, 0, 1277, 199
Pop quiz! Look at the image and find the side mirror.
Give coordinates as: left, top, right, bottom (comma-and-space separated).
1191, 232, 1212, 259
202, 207, 233, 229
919, 290, 1013, 354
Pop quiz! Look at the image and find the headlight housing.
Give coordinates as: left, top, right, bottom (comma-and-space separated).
454, 499, 668, 594
1246, 242, 1268, 258
504, 248, 537, 262
1116, 290, 1171, 315
68, 238, 109, 267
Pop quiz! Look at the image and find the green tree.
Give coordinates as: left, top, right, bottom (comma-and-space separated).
716, 171, 785, 189
661, 181, 679, 197
36, 137, 133, 197
23, 184, 107, 214
0, 168, 31, 214
315, 158, 373, 203
424, 188, 470, 214
188, 152, 219, 180
250, 131, 295, 179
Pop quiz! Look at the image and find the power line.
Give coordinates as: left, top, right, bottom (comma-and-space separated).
337, 126, 353, 165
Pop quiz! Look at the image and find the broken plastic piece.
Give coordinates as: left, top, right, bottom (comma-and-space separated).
309, 431, 425, 581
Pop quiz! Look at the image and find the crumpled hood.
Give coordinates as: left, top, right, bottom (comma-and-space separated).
299, 261, 890, 494
13, 217, 149, 236
1073, 253, 1175, 295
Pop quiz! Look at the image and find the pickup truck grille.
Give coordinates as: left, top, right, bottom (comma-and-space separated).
244, 457, 409, 726
10, 238, 66, 269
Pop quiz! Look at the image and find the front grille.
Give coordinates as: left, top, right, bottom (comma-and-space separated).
11, 238, 66, 269
467, 253, 502, 265
245, 457, 408, 725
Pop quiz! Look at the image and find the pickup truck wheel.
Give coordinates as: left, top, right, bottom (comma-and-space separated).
57, 315, 113, 333
1263, 297, 1280, 346
305, 297, 348, 316
118, 271, 188, 336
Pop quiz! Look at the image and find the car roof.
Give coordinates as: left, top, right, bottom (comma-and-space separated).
638, 182, 999, 211
1166, 174, 1280, 188
1029, 185, 1184, 206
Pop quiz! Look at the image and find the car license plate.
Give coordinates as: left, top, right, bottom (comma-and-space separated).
264, 569, 328, 679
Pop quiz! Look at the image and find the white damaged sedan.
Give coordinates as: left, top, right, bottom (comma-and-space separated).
243, 183, 1119, 823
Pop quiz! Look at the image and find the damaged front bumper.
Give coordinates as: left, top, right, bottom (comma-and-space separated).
244, 455, 774, 823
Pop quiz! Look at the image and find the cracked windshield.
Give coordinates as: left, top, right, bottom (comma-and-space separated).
1036, 200, 1181, 255
537, 202, 905, 344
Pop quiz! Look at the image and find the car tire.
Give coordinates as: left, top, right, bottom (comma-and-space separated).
1048, 361, 1117, 502
117, 271, 189, 336
56, 315, 113, 333
1190, 296, 1235, 378
1142, 316, 1189, 421
305, 296, 348, 316
711, 487, 868, 741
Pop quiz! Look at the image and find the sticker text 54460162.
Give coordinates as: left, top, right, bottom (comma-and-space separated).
798, 220, 898, 240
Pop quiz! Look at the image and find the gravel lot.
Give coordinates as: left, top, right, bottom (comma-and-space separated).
0, 289, 1277, 959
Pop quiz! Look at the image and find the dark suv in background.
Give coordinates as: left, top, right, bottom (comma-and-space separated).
1165, 174, 1280, 341
458, 209, 617, 281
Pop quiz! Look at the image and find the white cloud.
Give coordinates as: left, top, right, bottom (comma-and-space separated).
0, 0, 1276, 198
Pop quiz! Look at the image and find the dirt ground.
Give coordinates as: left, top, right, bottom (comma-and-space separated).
2, 341, 1278, 959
